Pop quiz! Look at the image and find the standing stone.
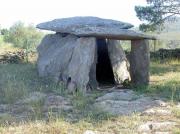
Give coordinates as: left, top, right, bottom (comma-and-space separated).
89, 43, 98, 90
37, 33, 96, 93
65, 37, 96, 93
107, 40, 130, 84
37, 33, 78, 79
130, 39, 150, 85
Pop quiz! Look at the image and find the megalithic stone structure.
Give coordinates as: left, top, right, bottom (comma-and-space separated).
36, 16, 155, 92
130, 39, 150, 85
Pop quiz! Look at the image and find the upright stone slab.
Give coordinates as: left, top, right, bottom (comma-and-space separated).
130, 39, 150, 85
37, 33, 96, 93
65, 37, 96, 92
107, 40, 130, 84
89, 43, 98, 89
37, 34, 78, 79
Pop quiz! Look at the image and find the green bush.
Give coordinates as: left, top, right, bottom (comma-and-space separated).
0, 35, 4, 45
3, 22, 44, 51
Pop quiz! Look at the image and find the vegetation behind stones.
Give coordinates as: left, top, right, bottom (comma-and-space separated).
0, 22, 44, 63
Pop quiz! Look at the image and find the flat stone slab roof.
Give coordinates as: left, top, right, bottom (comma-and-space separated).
37, 16, 155, 40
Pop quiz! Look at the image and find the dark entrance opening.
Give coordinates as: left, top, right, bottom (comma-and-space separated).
96, 39, 115, 86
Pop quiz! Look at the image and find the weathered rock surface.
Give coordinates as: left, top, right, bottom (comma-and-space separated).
142, 107, 171, 116
138, 121, 176, 133
37, 16, 133, 31
37, 34, 78, 78
107, 40, 130, 84
37, 16, 155, 40
154, 100, 168, 107
18, 92, 46, 104
130, 40, 150, 85
96, 90, 138, 102
0, 104, 9, 113
177, 103, 180, 108
43, 93, 73, 112
88, 42, 98, 89
37, 33, 96, 92
0, 92, 74, 122
94, 90, 169, 115
155, 132, 171, 134
83, 130, 96, 134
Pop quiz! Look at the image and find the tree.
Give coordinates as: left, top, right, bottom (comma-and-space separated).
135, 0, 180, 32
1, 28, 9, 35
4, 22, 43, 50
4, 22, 44, 62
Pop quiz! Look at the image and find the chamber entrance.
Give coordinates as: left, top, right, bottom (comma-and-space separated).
96, 39, 115, 86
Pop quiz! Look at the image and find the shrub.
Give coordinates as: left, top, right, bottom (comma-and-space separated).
2, 22, 44, 62
3, 22, 44, 51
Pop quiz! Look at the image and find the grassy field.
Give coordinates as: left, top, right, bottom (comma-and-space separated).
136, 59, 180, 102
0, 47, 179, 133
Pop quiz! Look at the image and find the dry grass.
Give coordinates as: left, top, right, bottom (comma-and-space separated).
0, 111, 179, 134
135, 59, 180, 102
0, 46, 179, 133
0, 115, 141, 134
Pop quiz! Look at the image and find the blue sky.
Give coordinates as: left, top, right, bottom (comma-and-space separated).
0, 0, 146, 28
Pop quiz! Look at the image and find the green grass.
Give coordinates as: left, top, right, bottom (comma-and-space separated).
0, 114, 15, 125
134, 59, 180, 102
0, 46, 179, 133
173, 128, 180, 134
0, 63, 64, 104
29, 97, 45, 120
0, 114, 142, 134
0, 55, 179, 104
150, 59, 180, 75
71, 90, 101, 110
0, 35, 3, 45
172, 107, 180, 118
0, 35, 13, 48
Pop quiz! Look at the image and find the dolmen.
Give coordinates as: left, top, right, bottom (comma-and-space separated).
36, 16, 155, 93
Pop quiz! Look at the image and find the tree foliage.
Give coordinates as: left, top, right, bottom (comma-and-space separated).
4, 22, 44, 50
135, 0, 180, 32
0, 28, 9, 35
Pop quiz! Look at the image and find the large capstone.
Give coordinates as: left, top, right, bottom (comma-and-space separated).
37, 16, 133, 32
37, 16, 155, 40
37, 33, 96, 92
